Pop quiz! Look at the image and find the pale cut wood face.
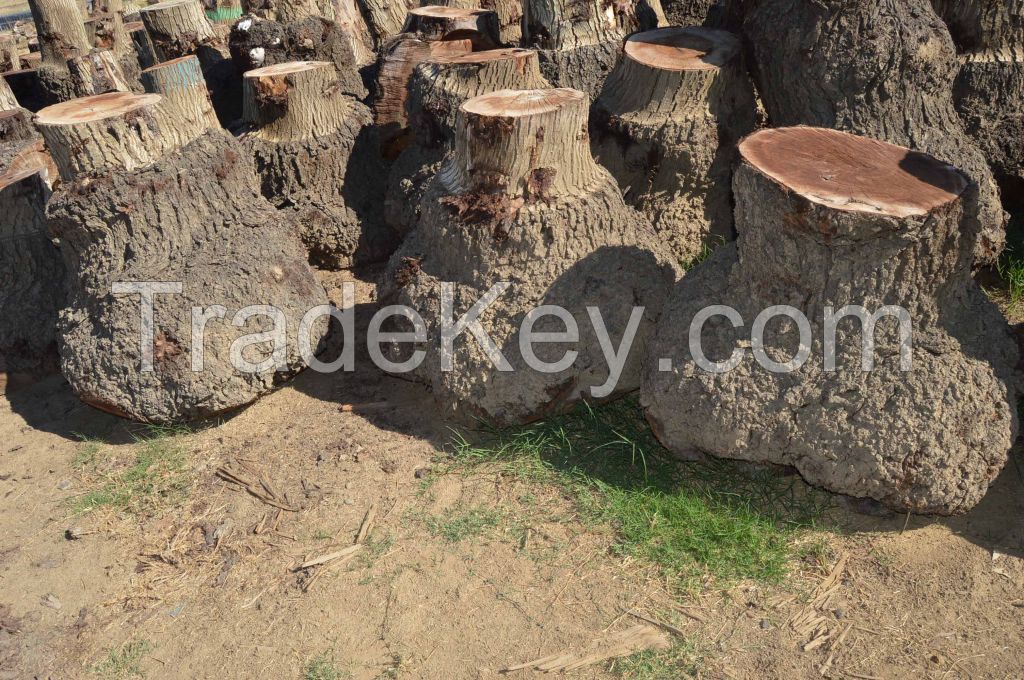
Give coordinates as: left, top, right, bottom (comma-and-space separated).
461, 88, 584, 118
408, 5, 489, 18
739, 126, 969, 219
244, 61, 331, 78
35, 92, 160, 125
140, 0, 194, 11
426, 48, 533, 65
625, 27, 741, 72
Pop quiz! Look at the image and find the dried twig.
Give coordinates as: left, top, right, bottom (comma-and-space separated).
623, 609, 688, 638
355, 504, 377, 544
216, 461, 298, 512
296, 544, 362, 571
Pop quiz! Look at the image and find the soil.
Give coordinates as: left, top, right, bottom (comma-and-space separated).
0, 268, 1022, 679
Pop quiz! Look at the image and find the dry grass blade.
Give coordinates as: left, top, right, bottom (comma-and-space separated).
297, 544, 363, 570
500, 625, 670, 673
216, 461, 299, 512
355, 504, 377, 544
623, 609, 688, 637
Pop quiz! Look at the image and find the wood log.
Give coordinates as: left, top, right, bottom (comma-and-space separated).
591, 27, 756, 263
745, 0, 1006, 265
403, 5, 499, 49
141, 55, 220, 130
47, 128, 330, 423
206, 0, 244, 23
0, 36, 21, 71
126, 20, 158, 68
34, 90, 208, 180
359, 0, 416, 48
242, 60, 393, 267
522, 0, 665, 96
228, 15, 367, 98
643, 125, 1019, 515
379, 88, 679, 424
0, 163, 63, 385
427, 0, 521, 46
385, 48, 550, 234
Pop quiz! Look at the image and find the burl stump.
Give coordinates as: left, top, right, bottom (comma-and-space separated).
592, 27, 756, 264
38, 92, 329, 423
242, 61, 392, 268
381, 88, 679, 425
641, 126, 1020, 515
384, 48, 550, 235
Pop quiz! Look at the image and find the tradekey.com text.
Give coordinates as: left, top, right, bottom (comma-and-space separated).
115, 280, 914, 397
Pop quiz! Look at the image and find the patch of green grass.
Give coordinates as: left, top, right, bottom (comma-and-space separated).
92, 639, 151, 679
423, 506, 502, 543
303, 653, 347, 680
447, 399, 830, 590
680, 236, 725, 272
994, 210, 1024, 309
70, 426, 191, 516
611, 639, 702, 679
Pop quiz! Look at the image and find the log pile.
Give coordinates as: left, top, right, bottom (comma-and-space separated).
38, 92, 329, 422
380, 88, 679, 424
591, 27, 756, 263
642, 127, 1019, 515
242, 60, 391, 268
384, 48, 550, 235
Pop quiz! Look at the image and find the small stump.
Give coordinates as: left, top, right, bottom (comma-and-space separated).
641, 126, 1020, 515
381, 88, 679, 425
243, 61, 392, 268
141, 55, 220, 131
592, 27, 756, 263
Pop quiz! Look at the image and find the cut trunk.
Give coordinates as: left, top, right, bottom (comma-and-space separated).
0, 77, 16, 108
243, 61, 393, 267
90, 0, 143, 88
228, 15, 367, 98
34, 91, 208, 180
126, 21, 158, 69
403, 5, 500, 49
206, 0, 244, 23
141, 55, 220, 131
0, 36, 20, 71
329, 0, 375, 65
45, 125, 330, 423
591, 27, 756, 264
522, 0, 665, 96
745, 0, 1006, 265
642, 126, 1019, 515
380, 88, 679, 424
359, 0, 416, 47
385, 48, 550, 234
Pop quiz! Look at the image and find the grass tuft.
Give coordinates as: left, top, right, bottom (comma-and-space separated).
423, 507, 502, 543
91, 639, 151, 679
447, 399, 830, 590
611, 639, 702, 679
303, 653, 347, 680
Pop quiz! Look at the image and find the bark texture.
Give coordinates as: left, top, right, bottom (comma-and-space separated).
228, 14, 367, 98
359, 0, 416, 47
642, 126, 1019, 515
90, 0, 144, 88
592, 27, 756, 264
0, 77, 16, 109
931, 0, 1023, 52
243, 61, 393, 268
47, 130, 330, 423
380, 88, 679, 425
126, 21, 158, 69
745, 0, 1006, 265
432, 0, 522, 45
522, 0, 666, 96
0, 36, 20, 71
384, 48, 550, 235
141, 55, 221, 131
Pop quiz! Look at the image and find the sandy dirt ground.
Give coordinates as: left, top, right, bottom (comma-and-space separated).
0, 271, 1022, 680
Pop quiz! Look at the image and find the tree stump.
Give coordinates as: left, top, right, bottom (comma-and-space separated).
126, 21, 158, 69
380, 88, 679, 425
90, 0, 144, 89
591, 27, 755, 264
359, 0, 417, 48
328, 0, 376, 65
642, 126, 1019, 515
0, 162, 63, 389
228, 15, 367, 99
0, 77, 16, 109
41, 98, 329, 422
243, 61, 393, 268
29, 0, 131, 102
745, 0, 1006, 265
141, 55, 220, 131
206, 0, 244, 23
521, 0, 665, 97
384, 48, 550, 234
0, 36, 20, 71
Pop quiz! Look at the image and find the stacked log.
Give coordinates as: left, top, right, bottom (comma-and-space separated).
591, 27, 756, 264
228, 14, 367, 98
642, 126, 1019, 515
38, 91, 330, 423
380, 88, 679, 424
744, 0, 1006, 264
140, 0, 240, 124
242, 61, 392, 268
521, 0, 665, 96
29, 0, 131, 102
384, 48, 550, 234
931, 1, 1024, 207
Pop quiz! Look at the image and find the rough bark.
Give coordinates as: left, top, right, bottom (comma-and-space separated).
47, 129, 329, 423
329, 0, 375, 65
140, 0, 241, 124
243, 61, 394, 268
592, 27, 755, 264
931, 0, 1023, 52
205, 0, 244, 23
89, 0, 144, 89
380, 88, 680, 425
745, 0, 1006, 265
522, 0, 666, 96
642, 126, 1019, 515
430, 0, 522, 45
384, 48, 550, 235
403, 6, 500, 49
0, 36, 20, 71
126, 20, 158, 69
141, 55, 220, 131
229, 15, 367, 98
0, 77, 16, 108
35, 91, 209, 181
359, 0, 416, 47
